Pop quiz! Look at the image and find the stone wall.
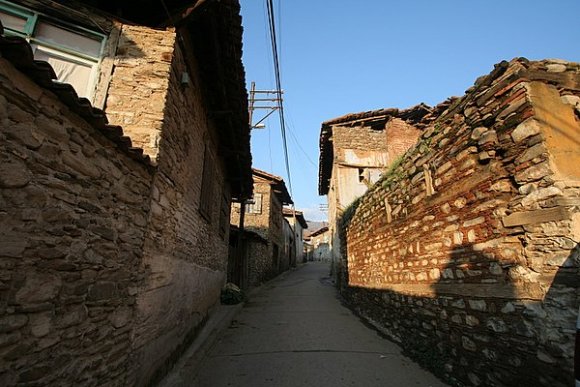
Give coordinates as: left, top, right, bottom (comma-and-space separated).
232, 178, 287, 286
104, 25, 176, 160
246, 238, 270, 287
339, 59, 580, 386
0, 20, 237, 386
236, 181, 273, 241
131, 29, 232, 385
0, 57, 153, 386
333, 125, 388, 153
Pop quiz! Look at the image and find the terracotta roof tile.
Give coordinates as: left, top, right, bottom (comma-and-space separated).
252, 168, 293, 205
0, 21, 154, 169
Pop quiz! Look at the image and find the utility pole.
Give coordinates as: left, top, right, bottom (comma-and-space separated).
248, 81, 283, 130
241, 82, 285, 277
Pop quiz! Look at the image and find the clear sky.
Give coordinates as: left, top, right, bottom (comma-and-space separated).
239, 0, 580, 221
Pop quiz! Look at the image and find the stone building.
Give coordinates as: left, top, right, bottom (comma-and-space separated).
231, 168, 293, 287
318, 105, 428, 276
332, 58, 580, 386
283, 208, 308, 265
305, 226, 332, 262
0, 0, 252, 385
227, 225, 268, 290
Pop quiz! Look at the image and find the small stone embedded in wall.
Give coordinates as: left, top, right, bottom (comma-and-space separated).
453, 231, 464, 245
0, 155, 32, 188
384, 198, 392, 223
511, 118, 541, 143
467, 229, 477, 242
462, 336, 477, 352
465, 315, 480, 327
468, 299, 486, 312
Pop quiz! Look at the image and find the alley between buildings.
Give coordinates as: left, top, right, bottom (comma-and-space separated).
161, 263, 447, 387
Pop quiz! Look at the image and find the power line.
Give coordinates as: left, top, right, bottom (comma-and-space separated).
266, 0, 293, 199
287, 120, 317, 168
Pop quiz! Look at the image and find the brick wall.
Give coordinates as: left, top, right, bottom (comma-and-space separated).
0, 58, 153, 386
339, 59, 580, 386
385, 117, 421, 162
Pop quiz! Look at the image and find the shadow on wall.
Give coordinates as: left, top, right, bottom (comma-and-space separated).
229, 226, 291, 290
337, 197, 362, 291
541, 242, 580, 383
341, 242, 578, 387
428, 245, 520, 386
533, 97, 580, 148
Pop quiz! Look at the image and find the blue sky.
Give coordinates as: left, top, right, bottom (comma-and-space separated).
240, 0, 580, 221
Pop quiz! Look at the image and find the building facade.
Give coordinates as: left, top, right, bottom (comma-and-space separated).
0, 0, 252, 385
231, 169, 293, 287
305, 226, 332, 262
318, 105, 428, 277
283, 208, 308, 265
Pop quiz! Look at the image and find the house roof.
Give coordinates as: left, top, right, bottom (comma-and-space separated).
185, 0, 253, 199
307, 226, 329, 238
253, 168, 293, 205
318, 103, 432, 195
43, 0, 199, 27
282, 208, 308, 229
0, 22, 155, 169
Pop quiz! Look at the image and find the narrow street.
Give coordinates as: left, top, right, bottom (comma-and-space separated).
167, 263, 447, 387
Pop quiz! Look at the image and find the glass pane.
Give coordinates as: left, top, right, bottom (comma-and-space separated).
34, 47, 93, 98
35, 21, 102, 58
0, 10, 27, 32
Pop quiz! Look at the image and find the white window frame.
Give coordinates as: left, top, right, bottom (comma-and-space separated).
246, 193, 263, 215
31, 44, 100, 98
0, 0, 106, 100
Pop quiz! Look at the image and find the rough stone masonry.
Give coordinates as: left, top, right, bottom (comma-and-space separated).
0, 0, 252, 384
339, 58, 580, 386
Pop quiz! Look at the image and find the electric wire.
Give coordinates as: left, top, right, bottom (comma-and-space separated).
266, 0, 293, 199
287, 121, 317, 168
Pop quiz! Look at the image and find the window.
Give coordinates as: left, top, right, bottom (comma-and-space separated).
199, 146, 215, 221
0, 1, 105, 99
357, 168, 366, 183
245, 193, 262, 214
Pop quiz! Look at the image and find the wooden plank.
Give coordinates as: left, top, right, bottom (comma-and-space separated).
92, 22, 122, 110
502, 206, 570, 227
545, 197, 580, 207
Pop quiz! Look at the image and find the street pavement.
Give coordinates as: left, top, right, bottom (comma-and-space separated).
165, 262, 447, 387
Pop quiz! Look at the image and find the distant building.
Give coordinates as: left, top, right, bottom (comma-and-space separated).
318, 105, 429, 275
305, 226, 331, 262
283, 208, 308, 265
231, 168, 293, 287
